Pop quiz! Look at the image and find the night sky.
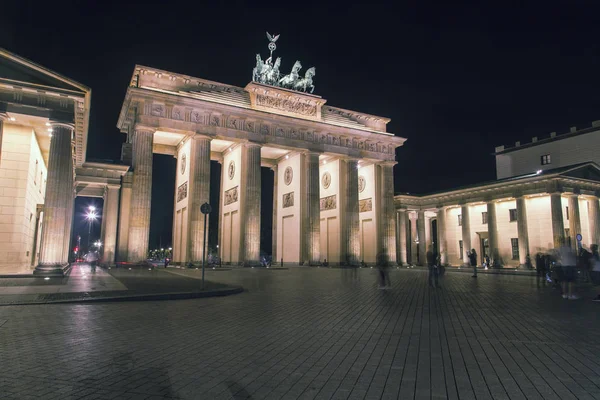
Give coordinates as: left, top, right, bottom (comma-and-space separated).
2, 2, 600, 253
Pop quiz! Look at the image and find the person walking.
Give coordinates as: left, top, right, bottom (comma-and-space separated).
535, 253, 545, 287
427, 250, 439, 288
469, 249, 478, 278
558, 240, 579, 300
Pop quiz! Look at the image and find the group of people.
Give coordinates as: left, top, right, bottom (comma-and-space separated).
534, 242, 600, 301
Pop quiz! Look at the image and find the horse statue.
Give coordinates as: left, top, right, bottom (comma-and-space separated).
292, 67, 316, 93
278, 61, 302, 89
252, 54, 265, 82
262, 57, 281, 86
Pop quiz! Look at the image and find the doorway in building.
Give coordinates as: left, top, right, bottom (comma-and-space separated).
477, 232, 489, 265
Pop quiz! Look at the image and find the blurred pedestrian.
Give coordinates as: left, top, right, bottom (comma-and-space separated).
427, 250, 439, 288
468, 249, 478, 278
535, 253, 546, 287
558, 240, 579, 300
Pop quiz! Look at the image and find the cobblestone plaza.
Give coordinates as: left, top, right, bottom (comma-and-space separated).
2, 268, 600, 399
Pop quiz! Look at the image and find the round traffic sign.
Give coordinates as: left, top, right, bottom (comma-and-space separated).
200, 203, 212, 215
576, 233, 582, 241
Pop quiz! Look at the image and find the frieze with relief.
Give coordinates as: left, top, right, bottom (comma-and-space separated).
255, 94, 317, 116
177, 181, 188, 202
283, 192, 294, 208
224, 186, 238, 206
320, 195, 336, 211
359, 198, 372, 213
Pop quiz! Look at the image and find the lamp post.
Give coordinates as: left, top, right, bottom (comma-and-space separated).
86, 206, 97, 251
200, 202, 212, 290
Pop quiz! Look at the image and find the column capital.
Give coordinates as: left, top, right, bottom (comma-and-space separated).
378, 160, 397, 167
49, 122, 75, 131
191, 133, 212, 141
244, 141, 262, 149
132, 125, 156, 135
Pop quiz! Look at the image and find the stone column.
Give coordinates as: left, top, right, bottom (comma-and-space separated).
568, 194, 582, 250
0, 112, 7, 165
102, 186, 120, 264
241, 143, 261, 265
397, 210, 408, 265
417, 210, 426, 265
188, 136, 211, 262
116, 172, 133, 261
35, 124, 74, 275
516, 196, 530, 266
550, 192, 565, 248
217, 160, 224, 261
62, 190, 74, 263
461, 204, 471, 266
127, 129, 154, 262
409, 213, 418, 264
344, 159, 360, 265
379, 163, 397, 265
271, 165, 278, 262
487, 201, 499, 265
304, 153, 320, 265
589, 196, 600, 246
100, 187, 108, 250
437, 207, 447, 265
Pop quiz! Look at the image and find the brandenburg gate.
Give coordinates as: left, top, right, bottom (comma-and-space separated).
116, 35, 405, 266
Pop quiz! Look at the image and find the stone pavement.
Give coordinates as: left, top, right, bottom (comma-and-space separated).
1, 268, 600, 399
0, 264, 240, 305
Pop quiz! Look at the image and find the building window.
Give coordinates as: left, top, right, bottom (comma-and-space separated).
541, 154, 551, 165
482, 212, 488, 224
39, 172, 43, 192
509, 209, 517, 222
34, 160, 38, 184
511, 238, 519, 259
459, 240, 463, 260
565, 206, 569, 220
458, 214, 462, 226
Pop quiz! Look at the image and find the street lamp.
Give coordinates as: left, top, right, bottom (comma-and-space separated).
86, 207, 97, 250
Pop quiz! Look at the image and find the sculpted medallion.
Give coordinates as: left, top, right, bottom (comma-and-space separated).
358, 175, 366, 193
284, 166, 293, 186
180, 153, 186, 175
322, 172, 331, 189
228, 160, 235, 180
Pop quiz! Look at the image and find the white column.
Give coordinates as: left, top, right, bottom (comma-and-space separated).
379, 163, 396, 265
437, 207, 447, 265
343, 159, 360, 265
487, 201, 499, 265
217, 160, 224, 262
461, 204, 471, 266
127, 128, 154, 262
550, 192, 565, 248
409, 213, 417, 264
516, 196, 530, 266
417, 210, 426, 265
589, 195, 600, 246
116, 172, 133, 262
568, 194, 582, 250
36, 124, 74, 275
0, 112, 7, 165
188, 136, 211, 262
304, 153, 320, 265
397, 210, 408, 265
271, 165, 278, 263
102, 186, 120, 264
241, 143, 261, 265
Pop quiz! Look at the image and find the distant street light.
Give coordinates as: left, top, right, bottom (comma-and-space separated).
86, 208, 98, 250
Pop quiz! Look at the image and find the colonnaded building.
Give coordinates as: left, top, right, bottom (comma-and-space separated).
2, 43, 600, 275
396, 124, 600, 267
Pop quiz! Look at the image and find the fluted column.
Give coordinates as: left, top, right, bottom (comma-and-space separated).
344, 159, 360, 265
217, 160, 224, 261
589, 196, 600, 246
127, 129, 154, 262
568, 194, 581, 250
550, 192, 565, 248
516, 196, 530, 265
379, 163, 397, 265
304, 153, 320, 265
487, 201, 499, 265
409, 213, 417, 264
397, 210, 408, 265
271, 165, 278, 262
36, 124, 74, 275
461, 204, 471, 266
417, 210, 426, 265
242, 143, 261, 265
116, 172, 133, 261
102, 186, 120, 264
62, 190, 74, 263
437, 207, 447, 265
188, 136, 211, 262
0, 112, 7, 165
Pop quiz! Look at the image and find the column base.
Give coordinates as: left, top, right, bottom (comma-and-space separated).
34, 263, 71, 277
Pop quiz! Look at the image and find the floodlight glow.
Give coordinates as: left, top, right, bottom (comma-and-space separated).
9, 117, 15, 121
536, 170, 542, 174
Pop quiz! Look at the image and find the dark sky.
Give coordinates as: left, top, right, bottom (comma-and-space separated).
2, 1, 600, 252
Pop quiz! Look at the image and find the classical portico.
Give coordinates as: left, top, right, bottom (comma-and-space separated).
116, 64, 405, 266
396, 163, 600, 267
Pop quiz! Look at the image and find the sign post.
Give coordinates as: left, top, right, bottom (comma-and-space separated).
576, 233, 583, 251
200, 202, 212, 290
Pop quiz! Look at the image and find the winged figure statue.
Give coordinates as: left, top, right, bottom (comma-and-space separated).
266, 32, 280, 43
